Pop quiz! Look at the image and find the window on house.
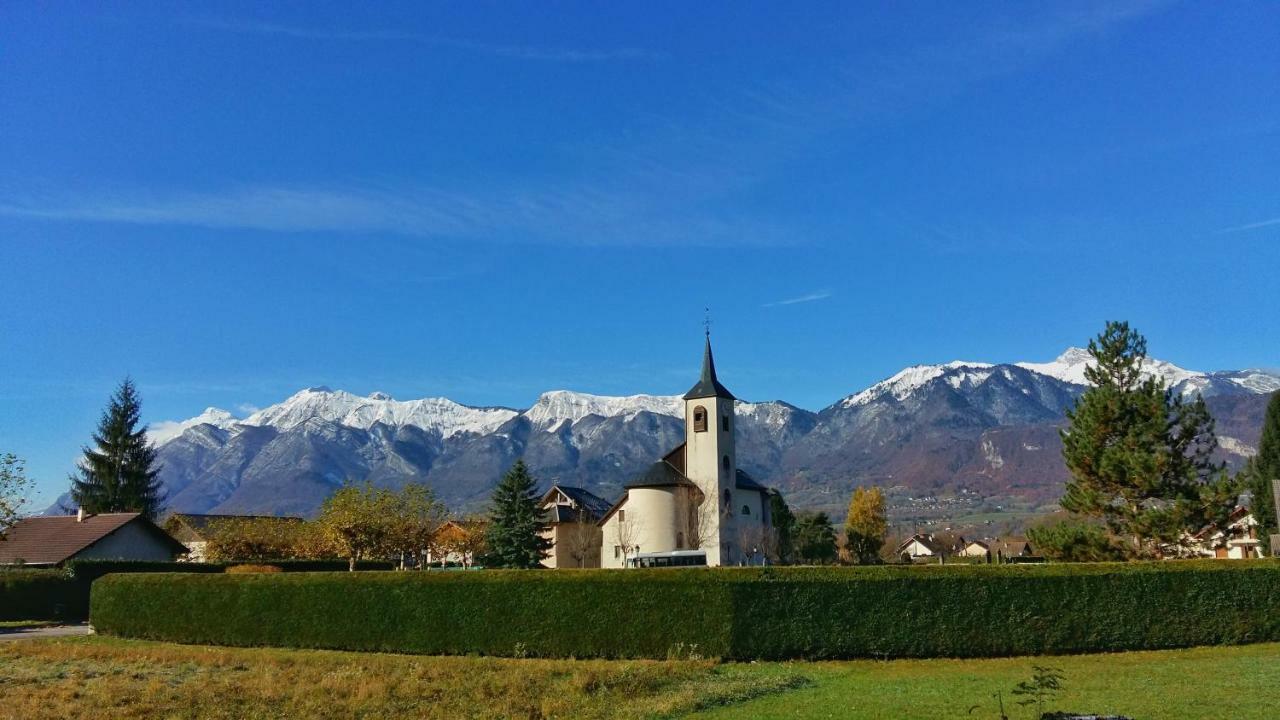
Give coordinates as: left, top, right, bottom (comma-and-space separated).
723, 488, 732, 508
619, 510, 626, 523
693, 405, 708, 432
741, 505, 750, 516
722, 455, 730, 472
722, 414, 730, 430
614, 545, 621, 559
676, 532, 684, 549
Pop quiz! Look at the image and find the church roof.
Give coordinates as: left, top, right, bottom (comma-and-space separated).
734, 469, 768, 492
683, 335, 735, 400
624, 460, 695, 489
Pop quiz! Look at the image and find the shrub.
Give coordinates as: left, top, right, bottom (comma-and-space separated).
0, 569, 81, 620
226, 564, 283, 574
92, 560, 1280, 660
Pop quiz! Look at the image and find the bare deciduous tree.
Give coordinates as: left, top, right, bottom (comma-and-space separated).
565, 506, 600, 568
613, 513, 645, 567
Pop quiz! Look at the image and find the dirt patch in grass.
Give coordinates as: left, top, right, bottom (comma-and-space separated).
0, 637, 807, 720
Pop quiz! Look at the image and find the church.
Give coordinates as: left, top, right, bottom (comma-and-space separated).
591, 334, 775, 567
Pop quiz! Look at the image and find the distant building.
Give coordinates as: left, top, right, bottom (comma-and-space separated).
162, 513, 304, 562
539, 485, 610, 568
597, 335, 775, 568
0, 511, 187, 567
1186, 507, 1262, 559
961, 537, 1035, 562
897, 533, 949, 560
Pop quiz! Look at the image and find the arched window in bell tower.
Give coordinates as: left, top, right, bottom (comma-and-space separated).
693, 405, 708, 432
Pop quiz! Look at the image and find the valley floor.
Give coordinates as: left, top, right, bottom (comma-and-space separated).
0, 637, 1275, 719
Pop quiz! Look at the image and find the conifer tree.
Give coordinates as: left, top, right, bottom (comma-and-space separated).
483, 460, 551, 569
843, 486, 887, 564
1060, 322, 1235, 556
767, 490, 796, 564
1246, 392, 1280, 551
68, 378, 164, 519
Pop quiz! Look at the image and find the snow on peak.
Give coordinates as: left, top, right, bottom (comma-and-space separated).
1017, 347, 1202, 389
148, 407, 239, 445
841, 361, 993, 408
523, 391, 683, 431
239, 388, 517, 438
367, 391, 393, 401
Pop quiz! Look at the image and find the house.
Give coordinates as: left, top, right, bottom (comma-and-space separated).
1187, 507, 1262, 559
961, 537, 1036, 562
163, 513, 303, 562
598, 334, 775, 568
897, 533, 946, 560
427, 519, 487, 568
539, 485, 611, 568
0, 511, 187, 567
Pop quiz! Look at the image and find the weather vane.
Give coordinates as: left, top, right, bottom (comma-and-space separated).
704, 307, 712, 338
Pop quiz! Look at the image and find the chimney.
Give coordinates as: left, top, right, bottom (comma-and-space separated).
76, 507, 85, 522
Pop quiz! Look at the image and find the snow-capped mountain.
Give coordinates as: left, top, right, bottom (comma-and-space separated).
1015, 347, 1278, 397
134, 348, 1276, 518
147, 407, 240, 445
239, 387, 518, 438
522, 391, 682, 431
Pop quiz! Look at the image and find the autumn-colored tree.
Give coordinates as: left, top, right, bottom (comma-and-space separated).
199, 516, 307, 563
843, 486, 887, 564
434, 518, 488, 568
1, 453, 33, 539
318, 482, 394, 571
385, 483, 448, 569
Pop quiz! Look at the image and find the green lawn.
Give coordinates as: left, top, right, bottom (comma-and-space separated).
1, 637, 1275, 719
692, 643, 1280, 720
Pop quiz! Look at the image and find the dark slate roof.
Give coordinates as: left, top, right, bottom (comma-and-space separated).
164, 513, 303, 542
624, 460, 695, 489
0, 513, 186, 566
540, 485, 613, 523
734, 469, 768, 492
683, 335, 735, 400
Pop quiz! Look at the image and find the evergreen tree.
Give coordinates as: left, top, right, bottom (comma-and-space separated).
483, 460, 551, 569
767, 490, 795, 564
843, 486, 887, 564
792, 511, 838, 565
1060, 322, 1235, 556
1246, 392, 1280, 550
69, 378, 164, 519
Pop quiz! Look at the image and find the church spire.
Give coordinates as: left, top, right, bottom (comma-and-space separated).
683, 332, 735, 400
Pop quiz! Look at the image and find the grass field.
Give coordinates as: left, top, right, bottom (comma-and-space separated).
1, 637, 1276, 719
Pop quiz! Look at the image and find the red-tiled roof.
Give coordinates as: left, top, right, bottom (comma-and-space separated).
0, 513, 184, 566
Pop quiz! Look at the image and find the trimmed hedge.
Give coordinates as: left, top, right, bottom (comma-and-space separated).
0, 569, 81, 620
91, 560, 1280, 659
1, 559, 396, 621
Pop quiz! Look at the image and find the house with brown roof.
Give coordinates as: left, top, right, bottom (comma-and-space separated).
539, 485, 610, 568
0, 511, 187, 567
961, 537, 1036, 563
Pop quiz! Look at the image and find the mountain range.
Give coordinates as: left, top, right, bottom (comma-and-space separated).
65, 349, 1280, 518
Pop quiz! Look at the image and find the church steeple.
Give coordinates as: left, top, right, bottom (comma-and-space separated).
683, 333, 735, 400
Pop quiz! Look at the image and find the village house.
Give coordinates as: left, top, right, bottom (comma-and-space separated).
596, 335, 775, 568
1186, 507, 1263, 559
960, 537, 1036, 562
538, 485, 610, 568
0, 511, 187, 567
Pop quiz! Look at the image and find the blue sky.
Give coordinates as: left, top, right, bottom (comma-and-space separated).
2, 2, 1279, 504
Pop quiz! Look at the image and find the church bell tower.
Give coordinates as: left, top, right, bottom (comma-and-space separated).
683, 332, 736, 566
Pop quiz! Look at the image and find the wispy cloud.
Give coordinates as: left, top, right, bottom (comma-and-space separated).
1215, 217, 1280, 234
763, 291, 833, 308
0, 181, 791, 247
188, 18, 658, 62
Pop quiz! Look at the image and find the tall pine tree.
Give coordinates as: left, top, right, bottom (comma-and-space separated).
1060, 322, 1235, 556
69, 378, 164, 519
483, 460, 551, 569
1246, 392, 1280, 552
